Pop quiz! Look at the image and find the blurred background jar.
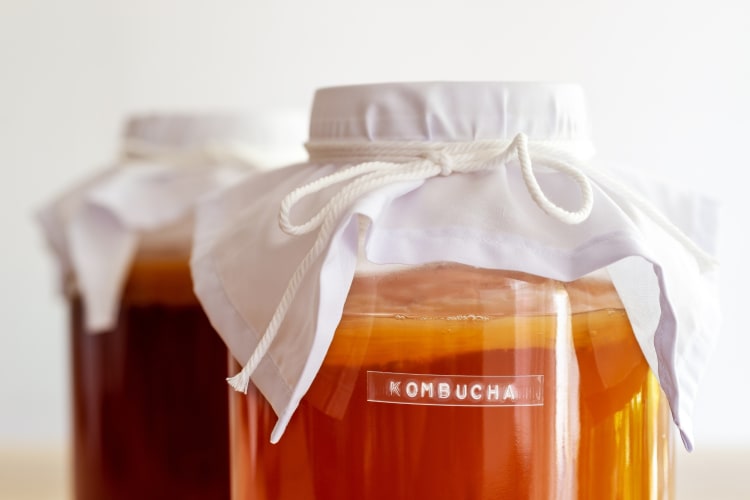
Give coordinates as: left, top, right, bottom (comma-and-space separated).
38, 111, 307, 500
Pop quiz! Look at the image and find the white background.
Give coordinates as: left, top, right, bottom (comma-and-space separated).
1, 0, 748, 485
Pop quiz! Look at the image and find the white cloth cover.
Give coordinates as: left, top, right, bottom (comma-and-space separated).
190, 83, 720, 449
38, 111, 308, 332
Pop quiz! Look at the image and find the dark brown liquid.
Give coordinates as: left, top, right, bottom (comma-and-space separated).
71, 259, 230, 500
231, 265, 673, 500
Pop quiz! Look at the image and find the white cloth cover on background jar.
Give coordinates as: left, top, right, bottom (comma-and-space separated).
190, 83, 720, 449
38, 111, 308, 332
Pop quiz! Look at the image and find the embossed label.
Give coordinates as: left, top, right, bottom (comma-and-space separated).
367, 371, 544, 407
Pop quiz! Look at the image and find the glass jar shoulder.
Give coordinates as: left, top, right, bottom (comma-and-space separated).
332, 263, 631, 364
342, 262, 624, 318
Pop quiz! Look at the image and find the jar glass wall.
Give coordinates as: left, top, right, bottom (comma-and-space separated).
230, 263, 673, 499
71, 254, 230, 500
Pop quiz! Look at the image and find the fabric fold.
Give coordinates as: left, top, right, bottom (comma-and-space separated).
192, 158, 720, 447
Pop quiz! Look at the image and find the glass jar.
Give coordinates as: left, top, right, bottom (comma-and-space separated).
42, 112, 307, 500
194, 83, 686, 500
230, 263, 673, 499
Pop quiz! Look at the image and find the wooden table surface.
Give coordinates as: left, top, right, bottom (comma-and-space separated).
1, 446, 748, 499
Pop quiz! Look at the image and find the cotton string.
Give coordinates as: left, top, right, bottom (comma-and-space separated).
227, 132, 717, 393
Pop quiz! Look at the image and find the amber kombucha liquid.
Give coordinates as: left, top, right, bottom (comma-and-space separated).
71, 259, 230, 500
231, 264, 673, 500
